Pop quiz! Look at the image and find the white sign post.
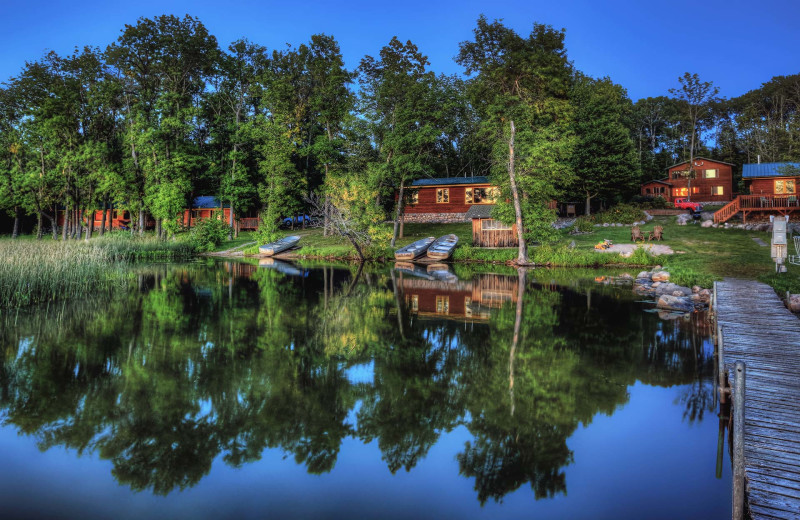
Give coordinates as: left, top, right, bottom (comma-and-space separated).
770, 215, 789, 273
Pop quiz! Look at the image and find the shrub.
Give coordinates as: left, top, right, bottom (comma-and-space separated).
573, 216, 595, 233
593, 203, 647, 224
190, 216, 229, 252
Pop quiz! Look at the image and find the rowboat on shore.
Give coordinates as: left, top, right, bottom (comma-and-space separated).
259, 235, 300, 257
426, 234, 459, 260
394, 236, 436, 260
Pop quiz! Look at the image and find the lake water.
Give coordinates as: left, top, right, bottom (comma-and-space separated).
0, 260, 730, 519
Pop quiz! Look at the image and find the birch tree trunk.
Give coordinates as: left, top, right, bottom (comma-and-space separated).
508, 121, 529, 264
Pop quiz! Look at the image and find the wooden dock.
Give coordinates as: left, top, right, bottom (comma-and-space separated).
716, 279, 800, 519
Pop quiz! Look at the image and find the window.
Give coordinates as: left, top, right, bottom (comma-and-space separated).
436, 188, 449, 203
775, 179, 796, 195
406, 294, 418, 312
705, 169, 718, 179
436, 295, 450, 314
645, 188, 651, 194
405, 189, 419, 205
673, 187, 688, 197
712, 186, 724, 196
692, 187, 700, 194
465, 297, 472, 317
466, 187, 499, 204
481, 219, 512, 231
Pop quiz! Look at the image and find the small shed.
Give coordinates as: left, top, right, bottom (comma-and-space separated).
467, 206, 518, 248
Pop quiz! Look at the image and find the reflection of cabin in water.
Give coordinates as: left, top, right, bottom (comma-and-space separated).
399, 273, 519, 322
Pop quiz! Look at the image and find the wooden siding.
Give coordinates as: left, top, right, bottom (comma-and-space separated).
665, 159, 734, 202
640, 181, 670, 197
405, 184, 493, 214
746, 176, 800, 196
471, 218, 518, 248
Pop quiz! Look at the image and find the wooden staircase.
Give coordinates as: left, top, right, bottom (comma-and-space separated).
713, 196, 741, 223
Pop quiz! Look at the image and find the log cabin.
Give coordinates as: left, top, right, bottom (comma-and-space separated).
713, 162, 800, 223
640, 157, 734, 203
402, 176, 500, 223
180, 196, 259, 231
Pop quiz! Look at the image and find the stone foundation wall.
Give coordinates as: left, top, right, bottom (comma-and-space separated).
402, 212, 469, 224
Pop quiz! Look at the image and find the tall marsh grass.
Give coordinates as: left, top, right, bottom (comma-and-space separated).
0, 235, 195, 308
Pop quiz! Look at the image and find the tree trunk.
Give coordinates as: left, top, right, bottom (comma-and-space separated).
155, 218, 162, 240
508, 120, 529, 264
391, 179, 406, 248
138, 208, 145, 237
585, 193, 592, 217
62, 209, 68, 241
11, 206, 20, 239
86, 210, 93, 241
228, 201, 234, 241
36, 212, 43, 240
324, 195, 331, 237
100, 201, 107, 237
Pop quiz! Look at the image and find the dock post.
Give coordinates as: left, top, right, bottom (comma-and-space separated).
732, 361, 746, 520
718, 325, 726, 404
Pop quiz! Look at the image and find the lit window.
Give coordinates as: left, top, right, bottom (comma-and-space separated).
407, 294, 418, 312
405, 190, 419, 205
712, 186, 724, 196
465, 297, 472, 317
465, 188, 473, 204
436, 188, 449, 203
775, 180, 796, 194
673, 188, 688, 197
705, 169, 718, 179
692, 187, 700, 194
436, 295, 450, 314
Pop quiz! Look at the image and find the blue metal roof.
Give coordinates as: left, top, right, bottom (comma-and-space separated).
743, 162, 800, 178
192, 196, 229, 209
411, 176, 490, 187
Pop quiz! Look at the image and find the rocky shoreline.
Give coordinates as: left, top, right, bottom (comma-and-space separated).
633, 267, 711, 312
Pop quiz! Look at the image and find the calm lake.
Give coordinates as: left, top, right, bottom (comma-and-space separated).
0, 260, 730, 519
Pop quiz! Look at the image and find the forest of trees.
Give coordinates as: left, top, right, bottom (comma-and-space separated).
1, 14, 798, 250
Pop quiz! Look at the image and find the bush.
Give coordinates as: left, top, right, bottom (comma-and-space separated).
573, 216, 595, 233
190, 216, 229, 252
592, 204, 647, 224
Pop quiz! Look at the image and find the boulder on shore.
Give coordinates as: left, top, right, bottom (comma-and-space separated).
657, 294, 694, 313
790, 294, 800, 313
651, 271, 670, 282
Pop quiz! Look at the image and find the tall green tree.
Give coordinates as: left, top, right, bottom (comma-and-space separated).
457, 16, 575, 263
359, 37, 440, 246
669, 73, 719, 198
571, 74, 640, 214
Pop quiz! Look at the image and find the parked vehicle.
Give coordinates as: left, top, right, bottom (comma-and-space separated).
282, 215, 311, 228
673, 198, 702, 211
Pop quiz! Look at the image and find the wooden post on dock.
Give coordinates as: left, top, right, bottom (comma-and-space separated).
732, 361, 746, 520
717, 324, 726, 404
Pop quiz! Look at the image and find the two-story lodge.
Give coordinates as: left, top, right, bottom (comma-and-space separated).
640, 157, 734, 203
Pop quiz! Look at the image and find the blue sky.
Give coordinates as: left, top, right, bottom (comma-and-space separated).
1, 0, 798, 100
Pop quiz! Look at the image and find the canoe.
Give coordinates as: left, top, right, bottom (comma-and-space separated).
394, 236, 436, 260
259, 235, 300, 256
394, 262, 436, 280
426, 234, 459, 260
427, 263, 458, 283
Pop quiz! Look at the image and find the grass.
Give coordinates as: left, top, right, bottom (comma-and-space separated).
0, 234, 196, 308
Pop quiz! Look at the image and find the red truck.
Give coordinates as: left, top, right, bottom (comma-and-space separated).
673, 198, 702, 212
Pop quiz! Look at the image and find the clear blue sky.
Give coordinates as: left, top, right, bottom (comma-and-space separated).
1, 0, 798, 100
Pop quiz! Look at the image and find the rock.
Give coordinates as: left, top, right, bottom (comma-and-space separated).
603, 223, 610, 227
652, 281, 661, 288
789, 294, 800, 313
619, 273, 633, 280
691, 294, 701, 302
701, 220, 713, 228
616, 223, 623, 227
657, 294, 694, 312
700, 212, 715, 221
637, 271, 650, 279
651, 271, 670, 282
698, 289, 711, 303
672, 290, 685, 297
568, 240, 576, 249
653, 265, 662, 270
691, 285, 701, 294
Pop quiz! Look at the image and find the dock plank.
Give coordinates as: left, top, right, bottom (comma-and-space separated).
717, 278, 800, 520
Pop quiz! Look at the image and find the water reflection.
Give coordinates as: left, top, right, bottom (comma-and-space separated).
0, 260, 715, 503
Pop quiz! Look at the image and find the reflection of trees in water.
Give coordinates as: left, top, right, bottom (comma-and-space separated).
0, 262, 712, 500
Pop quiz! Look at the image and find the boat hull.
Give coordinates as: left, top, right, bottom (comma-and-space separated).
259, 236, 301, 257
394, 237, 435, 260
426, 234, 459, 260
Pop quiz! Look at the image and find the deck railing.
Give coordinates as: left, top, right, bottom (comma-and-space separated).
714, 194, 800, 223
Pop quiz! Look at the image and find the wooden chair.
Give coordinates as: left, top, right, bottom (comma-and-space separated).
631, 226, 645, 242
649, 225, 664, 241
